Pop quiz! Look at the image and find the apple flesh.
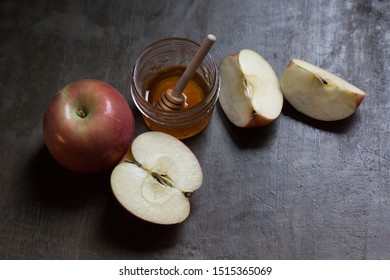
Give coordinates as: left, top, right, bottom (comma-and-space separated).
219, 49, 283, 127
280, 59, 366, 121
110, 131, 203, 225
43, 79, 135, 173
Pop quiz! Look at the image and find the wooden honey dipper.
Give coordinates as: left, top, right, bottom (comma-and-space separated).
155, 34, 216, 111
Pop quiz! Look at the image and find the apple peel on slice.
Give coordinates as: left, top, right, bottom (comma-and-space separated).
219, 49, 283, 127
280, 59, 366, 121
110, 131, 203, 225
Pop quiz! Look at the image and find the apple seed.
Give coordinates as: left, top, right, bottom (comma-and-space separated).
123, 159, 193, 198
124, 159, 141, 167
124, 160, 176, 189
151, 172, 174, 188
317, 76, 328, 85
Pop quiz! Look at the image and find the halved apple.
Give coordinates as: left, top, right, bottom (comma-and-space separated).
280, 59, 366, 121
110, 131, 203, 225
219, 49, 283, 127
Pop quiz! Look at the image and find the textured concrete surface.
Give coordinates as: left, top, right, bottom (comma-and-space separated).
0, 0, 389, 259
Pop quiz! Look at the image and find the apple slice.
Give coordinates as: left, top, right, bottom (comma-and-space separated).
219, 49, 283, 127
280, 59, 366, 121
110, 131, 203, 225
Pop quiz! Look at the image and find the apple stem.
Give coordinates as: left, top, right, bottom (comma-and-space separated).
184, 192, 192, 199
76, 107, 87, 118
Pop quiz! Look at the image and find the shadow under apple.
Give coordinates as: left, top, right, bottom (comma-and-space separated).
217, 104, 279, 149
28, 145, 181, 253
281, 99, 359, 133
100, 198, 182, 253
27, 145, 112, 210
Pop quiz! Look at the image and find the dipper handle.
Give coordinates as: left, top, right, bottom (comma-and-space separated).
156, 34, 216, 111
172, 34, 216, 98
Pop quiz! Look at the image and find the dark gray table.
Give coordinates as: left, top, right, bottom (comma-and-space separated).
1, 0, 389, 260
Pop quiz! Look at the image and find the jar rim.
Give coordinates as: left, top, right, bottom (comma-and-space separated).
140, 37, 201, 50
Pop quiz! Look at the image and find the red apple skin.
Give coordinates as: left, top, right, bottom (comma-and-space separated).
244, 115, 273, 128
43, 79, 135, 173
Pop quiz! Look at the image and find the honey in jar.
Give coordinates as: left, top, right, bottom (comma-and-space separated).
130, 37, 220, 139
145, 66, 207, 110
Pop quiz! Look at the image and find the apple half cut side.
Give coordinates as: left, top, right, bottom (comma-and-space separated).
280, 59, 366, 121
219, 49, 284, 127
110, 131, 203, 225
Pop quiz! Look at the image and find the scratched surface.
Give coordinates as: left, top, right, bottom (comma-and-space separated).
1, 0, 389, 259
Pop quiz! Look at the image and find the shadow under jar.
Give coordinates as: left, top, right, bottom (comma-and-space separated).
131, 37, 220, 139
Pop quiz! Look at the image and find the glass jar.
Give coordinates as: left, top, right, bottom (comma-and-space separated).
131, 37, 220, 139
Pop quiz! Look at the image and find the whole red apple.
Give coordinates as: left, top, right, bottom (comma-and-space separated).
43, 79, 135, 173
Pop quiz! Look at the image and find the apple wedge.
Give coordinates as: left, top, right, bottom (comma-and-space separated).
110, 131, 203, 225
280, 59, 366, 121
219, 49, 283, 127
